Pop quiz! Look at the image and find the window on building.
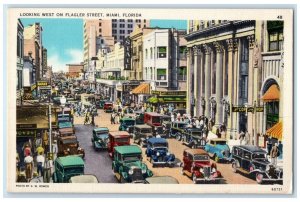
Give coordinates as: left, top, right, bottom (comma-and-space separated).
120, 24, 125, 28
144, 25, 146, 28
127, 30, 131, 34
144, 19, 146, 23
112, 29, 117, 34
267, 21, 284, 52
138, 24, 141, 28
112, 23, 117, 28
241, 39, 249, 62
157, 69, 167, 80
99, 22, 102, 26
112, 19, 117, 22
99, 28, 102, 33
128, 19, 133, 22
136, 19, 141, 23
145, 49, 148, 59
120, 19, 125, 22
101, 39, 104, 44
157, 46, 167, 58
178, 67, 187, 81
150, 48, 153, 59
127, 24, 133, 28
179, 46, 187, 59
266, 101, 279, 129
120, 36, 125, 41
119, 30, 125, 34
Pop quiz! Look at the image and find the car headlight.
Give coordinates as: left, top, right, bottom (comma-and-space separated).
167, 152, 170, 156
212, 168, 216, 173
98, 140, 101, 143
142, 169, 147, 174
126, 128, 129, 132
128, 169, 134, 175
200, 168, 204, 173
156, 152, 160, 156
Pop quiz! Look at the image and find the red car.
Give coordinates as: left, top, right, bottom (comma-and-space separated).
181, 149, 222, 184
144, 112, 162, 127
107, 131, 130, 158
103, 102, 113, 113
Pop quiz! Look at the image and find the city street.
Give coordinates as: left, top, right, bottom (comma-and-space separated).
74, 109, 257, 184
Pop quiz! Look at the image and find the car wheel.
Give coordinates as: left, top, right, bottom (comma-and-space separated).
256, 173, 264, 184
232, 162, 237, 173
192, 173, 197, 184
214, 155, 219, 163
176, 133, 181, 141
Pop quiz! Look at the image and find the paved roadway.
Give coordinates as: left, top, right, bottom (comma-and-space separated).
74, 109, 257, 184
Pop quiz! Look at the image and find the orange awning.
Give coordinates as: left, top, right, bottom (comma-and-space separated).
131, 83, 150, 94
262, 84, 280, 102
266, 122, 282, 141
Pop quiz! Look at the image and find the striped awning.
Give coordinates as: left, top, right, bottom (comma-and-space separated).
266, 121, 282, 141
262, 84, 280, 102
131, 83, 150, 94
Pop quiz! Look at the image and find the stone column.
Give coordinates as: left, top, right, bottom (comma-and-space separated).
213, 41, 224, 126
226, 39, 234, 139
232, 39, 239, 139
203, 44, 211, 118
247, 35, 255, 145
193, 46, 201, 117
186, 48, 192, 115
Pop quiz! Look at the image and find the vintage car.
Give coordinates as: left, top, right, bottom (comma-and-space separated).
98, 100, 107, 109
134, 111, 145, 125
133, 124, 153, 147
204, 138, 231, 163
144, 176, 179, 184
112, 145, 153, 183
52, 156, 85, 183
181, 128, 206, 149
144, 112, 163, 127
91, 127, 109, 150
170, 121, 189, 139
146, 138, 175, 167
152, 125, 167, 138
57, 136, 85, 158
104, 102, 114, 113
181, 149, 222, 184
108, 131, 131, 158
58, 127, 74, 137
119, 117, 135, 131
58, 121, 75, 133
69, 174, 99, 183
231, 145, 283, 184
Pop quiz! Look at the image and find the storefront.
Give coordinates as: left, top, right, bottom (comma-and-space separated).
122, 81, 141, 105
148, 90, 186, 108
131, 83, 151, 104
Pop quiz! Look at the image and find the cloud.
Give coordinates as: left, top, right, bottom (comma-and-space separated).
48, 48, 83, 72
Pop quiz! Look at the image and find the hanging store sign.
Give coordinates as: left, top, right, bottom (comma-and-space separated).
124, 37, 132, 70
31, 84, 37, 91
232, 106, 264, 113
151, 90, 186, 96
37, 81, 49, 86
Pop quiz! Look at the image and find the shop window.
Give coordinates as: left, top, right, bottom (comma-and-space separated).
157, 46, 167, 58
157, 69, 166, 80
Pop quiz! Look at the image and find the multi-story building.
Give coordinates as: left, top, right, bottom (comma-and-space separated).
23, 52, 35, 87
66, 63, 84, 79
185, 20, 284, 146
112, 19, 149, 44
17, 19, 24, 104
24, 22, 43, 81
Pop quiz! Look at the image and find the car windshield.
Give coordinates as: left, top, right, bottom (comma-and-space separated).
64, 167, 84, 174
115, 137, 129, 143
194, 154, 210, 161
141, 128, 152, 133
152, 117, 161, 124
252, 153, 267, 159
123, 120, 135, 126
96, 133, 108, 139
216, 141, 227, 145
123, 155, 141, 162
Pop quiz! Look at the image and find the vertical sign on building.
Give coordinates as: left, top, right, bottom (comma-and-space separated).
124, 37, 132, 70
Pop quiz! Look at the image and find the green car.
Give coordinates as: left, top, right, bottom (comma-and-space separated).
91, 127, 109, 150
52, 156, 85, 183
119, 117, 135, 131
112, 145, 153, 183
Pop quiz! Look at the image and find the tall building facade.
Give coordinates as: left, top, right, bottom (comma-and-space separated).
42, 48, 47, 78
185, 20, 284, 145
17, 19, 24, 104
24, 22, 43, 81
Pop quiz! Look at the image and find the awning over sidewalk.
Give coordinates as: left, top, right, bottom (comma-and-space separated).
262, 84, 280, 102
131, 83, 150, 94
266, 121, 282, 141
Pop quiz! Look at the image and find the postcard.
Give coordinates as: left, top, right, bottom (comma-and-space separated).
6, 7, 293, 194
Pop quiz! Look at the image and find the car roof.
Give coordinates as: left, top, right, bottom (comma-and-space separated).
145, 176, 179, 184
56, 156, 84, 167
145, 112, 162, 116
114, 145, 142, 155
235, 145, 267, 153
148, 137, 167, 144
60, 136, 78, 144
109, 131, 130, 137
185, 148, 208, 155
93, 127, 109, 132
69, 175, 99, 183
134, 124, 152, 129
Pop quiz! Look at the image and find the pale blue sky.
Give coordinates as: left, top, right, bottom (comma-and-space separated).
20, 19, 187, 72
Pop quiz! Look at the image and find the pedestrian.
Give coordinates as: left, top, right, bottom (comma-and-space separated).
270, 143, 279, 166
266, 137, 273, 156
84, 111, 90, 125
36, 152, 45, 177
239, 131, 245, 145
278, 141, 283, 160
111, 112, 115, 124
24, 154, 34, 181
91, 113, 95, 126
43, 157, 53, 183
115, 113, 120, 124
52, 140, 58, 161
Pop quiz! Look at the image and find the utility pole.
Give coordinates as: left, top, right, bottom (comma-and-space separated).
48, 104, 52, 154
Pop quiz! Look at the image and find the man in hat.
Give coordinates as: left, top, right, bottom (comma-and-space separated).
270, 143, 279, 166
24, 153, 33, 181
